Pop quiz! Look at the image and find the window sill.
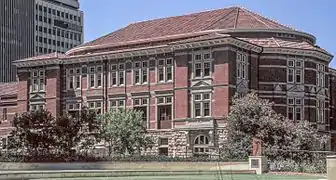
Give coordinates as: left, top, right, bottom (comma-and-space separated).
157, 81, 174, 85
192, 77, 212, 81
29, 91, 46, 94
87, 87, 103, 90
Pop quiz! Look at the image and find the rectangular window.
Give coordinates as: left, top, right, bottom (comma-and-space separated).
119, 71, 124, 85
317, 64, 326, 87
97, 74, 102, 87
88, 102, 102, 114
295, 69, 302, 83
134, 70, 140, 84
90, 74, 95, 88
158, 67, 164, 82
287, 97, 303, 121
142, 69, 147, 83
288, 107, 294, 120
193, 93, 211, 118
166, 66, 172, 81
39, 78, 44, 90
194, 103, 201, 117
288, 69, 294, 82
195, 63, 202, 77
204, 62, 210, 77
295, 107, 301, 121
70, 75, 75, 89
111, 72, 117, 86
237, 52, 247, 80
30, 70, 45, 92
288, 60, 303, 84
158, 105, 172, 121
203, 102, 210, 116
75, 76, 80, 89
110, 99, 125, 109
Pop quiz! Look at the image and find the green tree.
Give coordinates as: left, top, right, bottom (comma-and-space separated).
55, 107, 101, 159
98, 108, 153, 156
8, 109, 57, 159
224, 93, 328, 172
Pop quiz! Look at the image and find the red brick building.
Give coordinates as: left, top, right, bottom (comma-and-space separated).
1, 7, 335, 155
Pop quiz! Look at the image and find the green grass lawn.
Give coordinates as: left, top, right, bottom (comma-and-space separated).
39, 174, 326, 180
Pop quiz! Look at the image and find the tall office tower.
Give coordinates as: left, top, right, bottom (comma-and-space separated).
0, 0, 83, 82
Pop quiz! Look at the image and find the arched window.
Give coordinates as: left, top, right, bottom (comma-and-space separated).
193, 135, 210, 156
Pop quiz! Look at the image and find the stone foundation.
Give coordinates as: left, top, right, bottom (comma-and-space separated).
144, 128, 228, 158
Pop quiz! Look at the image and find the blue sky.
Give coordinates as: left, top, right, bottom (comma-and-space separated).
80, 0, 336, 66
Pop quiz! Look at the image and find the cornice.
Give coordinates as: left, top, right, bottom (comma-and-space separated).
263, 47, 333, 63
14, 36, 332, 68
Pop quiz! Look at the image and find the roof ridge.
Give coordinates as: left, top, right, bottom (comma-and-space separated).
239, 7, 294, 30
233, 7, 239, 29
239, 8, 271, 29
128, 6, 237, 25
202, 7, 237, 30
271, 37, 281, 47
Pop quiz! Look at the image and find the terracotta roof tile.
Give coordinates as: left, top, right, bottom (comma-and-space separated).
78, 7, 293, 48
0, 82, 18, 96
239, 37, 329, 54
14, 52, 67, 62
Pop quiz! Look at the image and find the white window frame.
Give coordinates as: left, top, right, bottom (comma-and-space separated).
287, 59, 303, 84
236, 52, 248, 80
109, 98, 126, 110
193, 135, 210, 155
192, 92, 211, 118
133, 61, 149, 85
132, 97, 149, 123
109, 63, 125, 87
287, 97, 303, 121
316, 64, 326, 87
87, 65, 103, 89
157, 58, 174, 83
193, 51, 212, 79
30, 69, 45, 93
29, 103, 45, 111
66, 67, 81, 90
88, 101, 103, 114
317, 100, 325, 124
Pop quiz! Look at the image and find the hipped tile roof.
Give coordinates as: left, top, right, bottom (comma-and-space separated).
14, 52, 68, 62
0, 82, 18, 96
80, 7, 293, 48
